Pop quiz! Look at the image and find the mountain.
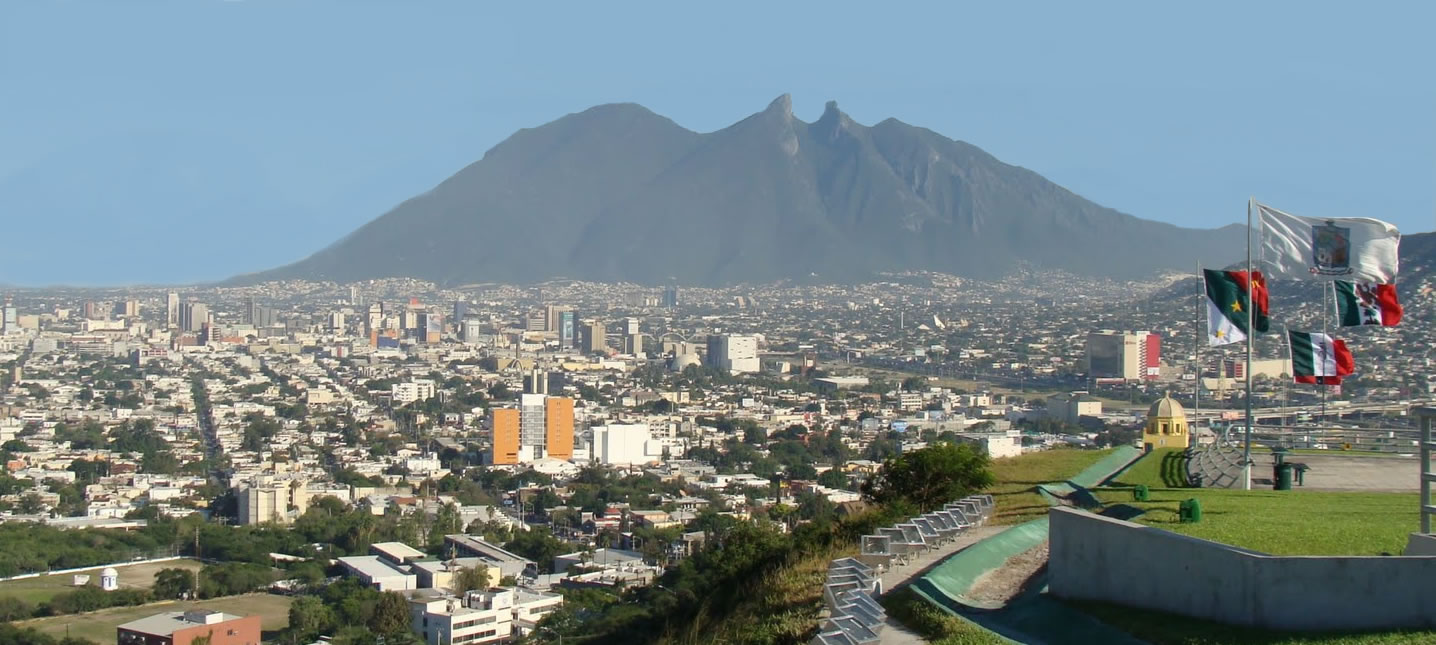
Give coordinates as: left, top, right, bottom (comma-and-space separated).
233, 96, 1247, 286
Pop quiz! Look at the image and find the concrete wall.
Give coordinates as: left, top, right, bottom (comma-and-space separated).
1404, 533, 1436, 556
1049, 507, 1436, 631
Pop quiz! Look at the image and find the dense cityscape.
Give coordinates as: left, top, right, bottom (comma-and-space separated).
0, 265, 1430, 644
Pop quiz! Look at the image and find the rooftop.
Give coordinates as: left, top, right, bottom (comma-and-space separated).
118, 610, 244, 636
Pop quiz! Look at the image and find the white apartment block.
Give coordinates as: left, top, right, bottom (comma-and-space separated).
393, 379, 437, 404
409, 588, 562, 645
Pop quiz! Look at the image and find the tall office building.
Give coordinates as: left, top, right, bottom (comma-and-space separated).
350, 285, 363, 306
706, 334, 760, 374
544, 304, 562, 332
626, 333, 644, 356
624, 318, 640, 335
453, 300, 469, 322
489, 394, 574, 464
166, 292, 180, 328
581, 320, 606, 355
662, 285, 679, 308
180, 302, 208, 333
524, 369, 549, 395
1086, 331, 1161, 381
83, 301, 108, 320
1, 296, 17, 334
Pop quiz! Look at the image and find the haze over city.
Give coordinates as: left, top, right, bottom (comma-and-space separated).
3, 0, 1434, 285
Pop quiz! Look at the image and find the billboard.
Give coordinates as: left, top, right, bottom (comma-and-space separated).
560, 311, 576, 349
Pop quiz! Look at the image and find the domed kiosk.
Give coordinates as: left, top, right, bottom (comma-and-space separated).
100, 567, 119, 591
1142, 393, 1189, 451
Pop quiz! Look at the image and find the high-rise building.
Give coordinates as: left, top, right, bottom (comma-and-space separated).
624, 317, 641, 335
626, 332, 644, 356
180, 302, 208, 333
83, 301, 108, 320
525, 310, 546, 332
490, 394, 574, 464
329, 312, 346, 332
545, 304, 562, 332
706, 334, 759, 374
453, 300, 469, 322
461, 318, 484, 344
581, 320, 606, 355
114, 300, 139, 318
490, 408, 520, 465
367, 303, 384, 333
544, 396, 574, 460
2, 296, 17, 334
1086, 331, 1161, 381
350, 285, 362, 306
662, 285, 679, 308
524, 369, 549, 395
166, 292, 179, 328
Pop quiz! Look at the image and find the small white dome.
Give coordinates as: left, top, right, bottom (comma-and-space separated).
101, 567, 119, 577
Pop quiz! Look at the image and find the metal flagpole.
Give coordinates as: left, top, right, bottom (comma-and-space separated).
1321, 281, 1331, 423
1243, 198, 1255, 490
1195, 261, 1202, 429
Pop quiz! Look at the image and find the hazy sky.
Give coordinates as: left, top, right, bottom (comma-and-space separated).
2, 0, 1433, 286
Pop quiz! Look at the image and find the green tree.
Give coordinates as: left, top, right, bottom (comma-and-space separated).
368, 591, 412, 636
861, 443, 994, 512
285, 595, 335, 644
451, 565, 491, 594
152, 567, 195, 599
817, 468, 851, 490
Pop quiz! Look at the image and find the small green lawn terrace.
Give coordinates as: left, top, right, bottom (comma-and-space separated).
1098, 448, 1418, 556
987, 448, 1119, 525
1076, 448, 1433, 643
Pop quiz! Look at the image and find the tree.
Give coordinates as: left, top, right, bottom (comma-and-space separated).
451, 565, 491, 595
368, 591, 412, 637
861, 443, 995, 512
285, 595, 335, 644
152, 567, 195, 599
0, 595, 34, 621
817, 468, 850, 490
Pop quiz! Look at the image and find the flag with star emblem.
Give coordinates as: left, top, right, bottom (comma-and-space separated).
1204, 269, 1269, 346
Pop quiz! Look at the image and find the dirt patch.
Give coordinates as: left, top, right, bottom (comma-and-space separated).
965, 542, 1049, 605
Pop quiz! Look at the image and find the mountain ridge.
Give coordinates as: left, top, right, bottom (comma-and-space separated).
231, 96, 1248, 286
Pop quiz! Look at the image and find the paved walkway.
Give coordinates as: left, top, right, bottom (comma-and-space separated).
876, 525, 1006, 644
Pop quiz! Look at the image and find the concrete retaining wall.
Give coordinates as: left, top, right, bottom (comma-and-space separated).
1404, 533, 1436, 556
1049, 507, 1436, 631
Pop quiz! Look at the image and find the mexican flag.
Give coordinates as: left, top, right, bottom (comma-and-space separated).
1204, 269, 1269, 346
1288, 330, 1354, 385
1335, 281, 1402, 327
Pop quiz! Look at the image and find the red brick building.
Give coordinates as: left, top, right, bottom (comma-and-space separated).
117, 610, 261, 645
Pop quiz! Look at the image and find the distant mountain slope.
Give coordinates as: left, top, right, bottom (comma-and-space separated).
233, 96, 1246, 286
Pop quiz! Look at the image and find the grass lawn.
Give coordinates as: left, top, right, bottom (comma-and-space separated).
18, 593, 293, 644
1091, 487, 1418, 556
1106, 447, 1190, 489
0, 559, 203, 605
880, 588, 1009, 645
988, 448, 1117, 525
1095, 448, 1418, 555
1072, 599, 1436, 645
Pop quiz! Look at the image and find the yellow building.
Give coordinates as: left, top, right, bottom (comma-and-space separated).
1142, 393, 1189, 451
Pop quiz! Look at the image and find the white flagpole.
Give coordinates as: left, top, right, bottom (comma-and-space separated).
1244, 198, 1255, 490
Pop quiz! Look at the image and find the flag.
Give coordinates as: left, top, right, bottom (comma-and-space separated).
1257, 201, 1400, 283
1288, 330, 1354, 385
1204, 269, 1269, 346
1335, 281, 1402, 327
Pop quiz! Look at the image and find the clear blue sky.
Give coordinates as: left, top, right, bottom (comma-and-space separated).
2, 0, 1432, 286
